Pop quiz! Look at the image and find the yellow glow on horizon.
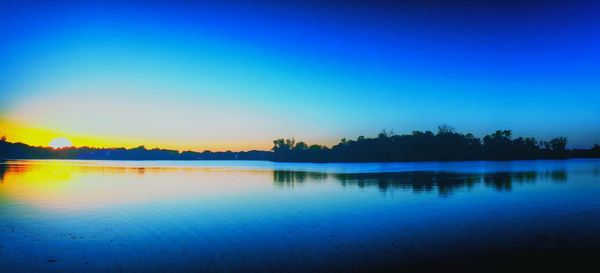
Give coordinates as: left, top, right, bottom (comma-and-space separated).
0, 120, 272, 152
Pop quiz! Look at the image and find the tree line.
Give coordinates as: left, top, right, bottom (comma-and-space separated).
272, 125, 600, 162
0, 137, 270, 160
1, 126, 599, 162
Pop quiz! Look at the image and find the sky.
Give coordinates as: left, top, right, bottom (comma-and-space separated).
1, 0, 599, 151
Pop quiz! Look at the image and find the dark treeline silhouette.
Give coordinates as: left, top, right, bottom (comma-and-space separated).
272, 125, 600, 162
0, 137, 270, 161
1, 126, 599, 162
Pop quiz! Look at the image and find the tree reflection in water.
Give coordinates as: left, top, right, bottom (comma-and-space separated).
273, 170, 568, 197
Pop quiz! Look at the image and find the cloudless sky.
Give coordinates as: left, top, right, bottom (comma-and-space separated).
1, 0, 599, 150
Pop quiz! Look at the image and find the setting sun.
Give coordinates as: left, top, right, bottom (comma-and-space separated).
49, 137, 73, 149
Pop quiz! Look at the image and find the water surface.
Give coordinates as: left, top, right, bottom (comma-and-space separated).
1, 159, 599, 272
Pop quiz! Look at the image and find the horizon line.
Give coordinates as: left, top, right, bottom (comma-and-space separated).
2, 128, 598, 154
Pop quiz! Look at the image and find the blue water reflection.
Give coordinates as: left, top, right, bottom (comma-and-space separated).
0, 159, 598, 272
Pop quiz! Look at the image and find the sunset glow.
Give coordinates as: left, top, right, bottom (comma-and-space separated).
0, 1, 598, 150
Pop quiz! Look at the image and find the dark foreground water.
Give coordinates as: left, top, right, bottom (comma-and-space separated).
0, 159, 598, 272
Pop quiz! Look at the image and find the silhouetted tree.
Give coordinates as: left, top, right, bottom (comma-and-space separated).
483, 130, 513, 159
437, 123, 455, 134
549, 137, 567, 152
548, 137, 568, 158
294, 141, 308, 151
271, 128, 589, 162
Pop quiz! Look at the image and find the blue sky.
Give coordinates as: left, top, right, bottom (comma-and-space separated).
0, 1, 598, 150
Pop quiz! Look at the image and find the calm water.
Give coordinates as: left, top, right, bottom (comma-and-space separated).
0, 159, 599, 272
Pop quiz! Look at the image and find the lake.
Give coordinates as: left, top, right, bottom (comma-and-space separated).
0, 159, 599, 272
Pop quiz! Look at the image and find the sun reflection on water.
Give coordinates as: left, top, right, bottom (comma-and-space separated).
0, 160, 272, 212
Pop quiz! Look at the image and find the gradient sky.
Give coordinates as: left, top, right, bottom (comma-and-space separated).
1, 0, 599, 151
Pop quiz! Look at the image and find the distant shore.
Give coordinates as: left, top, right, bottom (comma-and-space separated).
2, 127, 599, 162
